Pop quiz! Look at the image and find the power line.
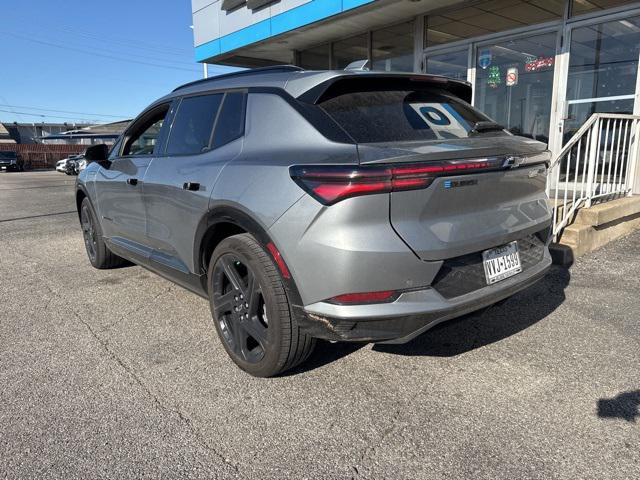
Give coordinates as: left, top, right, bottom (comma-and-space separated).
0, 31, 201, 73
10, 14, 195, 56
0, 104, 130, 119
0, 109, 110, 123
1, 30, 199, 68
50, 25, 194, 58
0, 95, 25, 122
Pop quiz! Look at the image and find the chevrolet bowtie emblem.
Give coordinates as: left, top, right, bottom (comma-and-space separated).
503, 156, 525, 168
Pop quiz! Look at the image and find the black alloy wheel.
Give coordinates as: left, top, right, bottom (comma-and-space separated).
79, 197, 127, 269
81, 203, 98, 263
211, 254, 269, 364
208, 234, 316, 377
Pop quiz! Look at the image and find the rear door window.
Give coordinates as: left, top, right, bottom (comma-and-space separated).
319, 89, 495, 143
212, 91, 246, 148
165, 93, 223, 155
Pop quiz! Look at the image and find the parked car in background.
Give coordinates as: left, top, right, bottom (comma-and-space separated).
56, 158, 70, 173
76, 157, 87, 173
66, 155, 86, 175
0, 151, 23, 171
56, 155, 83, 174
76, 66, 552, 377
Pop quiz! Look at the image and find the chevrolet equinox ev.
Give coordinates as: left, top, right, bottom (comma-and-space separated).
76, 66, 552, 377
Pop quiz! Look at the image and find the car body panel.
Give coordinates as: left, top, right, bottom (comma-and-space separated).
211, 93, 359, 230
144, 138, 244, 273
269, 193, 442, 306
390, 165, 550, 260
93, 156, 152, 245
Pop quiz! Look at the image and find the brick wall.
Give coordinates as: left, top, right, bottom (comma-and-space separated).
0, 144, 87, 169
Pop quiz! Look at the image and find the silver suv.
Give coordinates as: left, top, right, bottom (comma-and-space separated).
76, 66, 552, 377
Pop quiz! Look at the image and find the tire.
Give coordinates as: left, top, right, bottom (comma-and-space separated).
80, 197, 127, 269
207, 233, 315, 377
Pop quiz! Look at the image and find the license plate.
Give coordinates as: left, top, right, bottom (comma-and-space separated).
482, 241, 522, 285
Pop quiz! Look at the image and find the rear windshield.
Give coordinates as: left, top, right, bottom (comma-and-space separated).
319, 89, 495, 144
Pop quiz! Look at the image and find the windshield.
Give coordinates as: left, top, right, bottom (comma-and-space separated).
319, 89, 502, 144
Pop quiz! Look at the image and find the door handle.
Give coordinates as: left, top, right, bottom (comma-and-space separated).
126, 178, 138, 186
183, 182, 200, 191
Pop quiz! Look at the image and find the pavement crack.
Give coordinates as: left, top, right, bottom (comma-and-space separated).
353, 408, 405, 479
71, 310, 239, 475
0, 210, 76, 223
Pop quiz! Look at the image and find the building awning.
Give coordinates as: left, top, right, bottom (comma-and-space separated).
196, 0, 456, 66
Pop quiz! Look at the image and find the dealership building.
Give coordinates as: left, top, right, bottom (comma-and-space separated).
192, 0, 640, 158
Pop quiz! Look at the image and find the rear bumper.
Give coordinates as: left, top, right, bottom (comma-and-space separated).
296, 250, 551, 344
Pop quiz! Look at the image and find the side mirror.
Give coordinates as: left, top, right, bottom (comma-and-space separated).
84, 144, 109, 162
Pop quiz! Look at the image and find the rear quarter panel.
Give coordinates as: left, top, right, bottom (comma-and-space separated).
210, 92, 358, 229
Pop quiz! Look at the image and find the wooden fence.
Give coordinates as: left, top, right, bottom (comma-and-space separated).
0, 144, 87, 169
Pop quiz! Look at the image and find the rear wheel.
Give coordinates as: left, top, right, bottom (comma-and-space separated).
208, 233, 315, 377
80, 198, 127, 269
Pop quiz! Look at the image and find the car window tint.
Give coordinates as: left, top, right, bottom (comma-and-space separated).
124, 115, 166, 156
212, 92, 246, 147
319, 89, 493, 143
166, 94, 223, 155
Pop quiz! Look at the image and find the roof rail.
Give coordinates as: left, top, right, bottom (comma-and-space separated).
172, 65, 305, 92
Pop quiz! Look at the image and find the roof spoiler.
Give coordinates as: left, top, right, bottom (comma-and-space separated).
297, 73, 473, 105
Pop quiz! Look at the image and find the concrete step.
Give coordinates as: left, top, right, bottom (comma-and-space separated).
554, 196, 640, 264
559, 223, 590, 246
573, 195, 640, 226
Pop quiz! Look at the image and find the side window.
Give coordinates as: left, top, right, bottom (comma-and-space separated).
212, 91, 246, 148
165, 93, 223, 156
108, 137, 123, 159
122, 107, 169, 156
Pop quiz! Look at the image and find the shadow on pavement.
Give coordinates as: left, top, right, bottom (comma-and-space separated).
283, 341, 366, 376
287, 266, 570, 375
597, 390, 640, 422
373, 265, 570, 357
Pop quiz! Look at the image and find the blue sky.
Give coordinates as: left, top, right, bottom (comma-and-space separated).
0, 1, 236, 125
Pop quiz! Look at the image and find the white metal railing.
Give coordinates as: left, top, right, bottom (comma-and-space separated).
546, 113, 640, 240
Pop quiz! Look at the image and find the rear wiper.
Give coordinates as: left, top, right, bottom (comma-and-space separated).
470, 121, 505, 135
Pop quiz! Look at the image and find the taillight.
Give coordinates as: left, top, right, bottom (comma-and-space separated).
290, 158, 503, 205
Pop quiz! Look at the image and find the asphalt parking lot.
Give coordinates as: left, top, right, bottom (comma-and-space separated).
1, 170, 638, 479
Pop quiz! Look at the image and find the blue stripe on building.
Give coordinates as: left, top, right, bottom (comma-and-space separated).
195, 0, 375, 61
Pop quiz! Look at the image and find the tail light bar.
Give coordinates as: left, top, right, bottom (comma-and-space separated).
290, 158, 504, 206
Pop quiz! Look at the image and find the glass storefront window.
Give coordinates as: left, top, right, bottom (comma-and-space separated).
426, 0, 563, 47
372, 21, 414, 72
565, 98, 635, 134
332, 34, 368, 70
564, 16, 640, 138
567, 16, 640, 101
474, 32, 558, 143
299, 43, 330, 70
571, 0, 638, 16
425, 49, 468, 81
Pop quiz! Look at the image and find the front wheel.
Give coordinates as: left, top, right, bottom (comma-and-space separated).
80, 198, 127, 269
208, 234, 315, 377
